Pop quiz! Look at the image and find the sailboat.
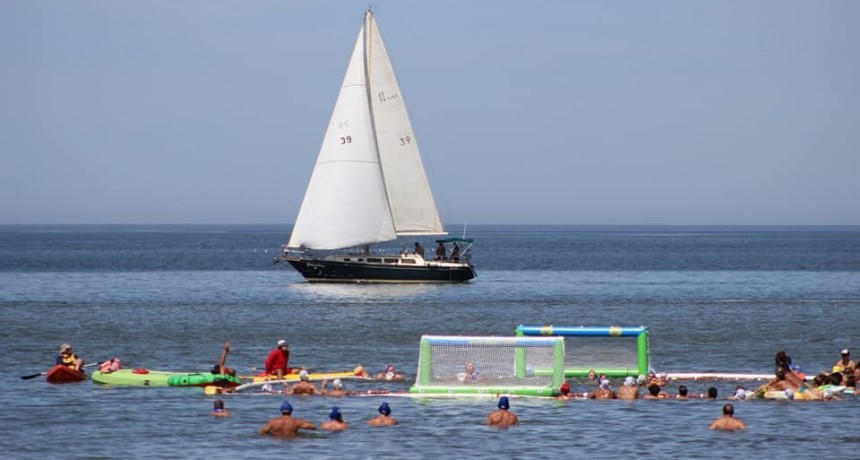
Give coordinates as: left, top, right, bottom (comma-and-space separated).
277, 10, 476, 283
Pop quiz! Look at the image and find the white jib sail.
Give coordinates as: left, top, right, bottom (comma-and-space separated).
365, 12, 446, 236
288, 19, 397, 250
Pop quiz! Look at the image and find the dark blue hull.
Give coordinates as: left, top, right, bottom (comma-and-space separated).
285, 257, 476, 283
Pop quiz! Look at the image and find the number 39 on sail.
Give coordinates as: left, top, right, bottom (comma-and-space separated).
276, 10, 476, 283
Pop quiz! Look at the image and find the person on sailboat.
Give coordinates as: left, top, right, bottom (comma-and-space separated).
450, 243, 460, 262
435, 242, 446, 261
414, 242, 424, 257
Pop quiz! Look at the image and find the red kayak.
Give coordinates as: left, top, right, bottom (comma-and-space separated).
46, 365, 86, 384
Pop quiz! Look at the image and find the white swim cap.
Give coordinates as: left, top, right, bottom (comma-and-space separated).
333, 379, 343, 389
299, 370, 309, 381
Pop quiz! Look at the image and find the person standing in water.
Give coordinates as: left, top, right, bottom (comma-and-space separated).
709, 403, 747, 431
320, 406, 348, 431
368, 402, 398, 426
486, 396, 518, 427
211, 399, 230, 417
259, 401, 317, 438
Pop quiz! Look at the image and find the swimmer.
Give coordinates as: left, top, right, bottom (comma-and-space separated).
729, 386, 747, 401
374, 364, 407, 382
368, 402, 398, 426
586, 370, 598, 384
675, 385, 689, 400
590, 379, 617, 399
709, 403, 747, 431
706, 387, 718, 400
322, 378, 349, 397
555, 382, 575, 400
259, 401, 317, 438
211, 399, 230, 417
618, 376, 640, 400
457, 362, 479, 383
486, 396, 518, 427
320, 406, 348, 431
287, 370, 324, 395
643, 383, 665, 399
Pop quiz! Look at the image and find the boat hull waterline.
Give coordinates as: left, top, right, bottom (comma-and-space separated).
286, 258, 475, 283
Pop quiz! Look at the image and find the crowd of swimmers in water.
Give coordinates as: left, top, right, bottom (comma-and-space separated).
53, 339, 853, 435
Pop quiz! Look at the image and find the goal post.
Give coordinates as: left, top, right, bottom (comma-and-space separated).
409, 335, 565, 396
516, 325, 650, 378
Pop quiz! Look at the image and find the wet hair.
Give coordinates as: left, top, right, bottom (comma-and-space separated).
830, 372, 843, 385
776, 369, 786, 380
214, 399, 224, 410
707, 387, 718, 399
678, 385, 688, 397
648, 384, 661, 396
723, 403, 734, 416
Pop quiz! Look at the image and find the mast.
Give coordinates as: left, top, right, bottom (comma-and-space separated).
363, 10, 398, 233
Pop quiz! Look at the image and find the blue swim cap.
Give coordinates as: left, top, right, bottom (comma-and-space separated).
378, 402, 391, 415
498, 396, 510, 409
279, 401, 293, 414
329, 406, 342, 421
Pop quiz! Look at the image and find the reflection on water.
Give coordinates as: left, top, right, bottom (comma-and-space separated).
288, 282, 440, 302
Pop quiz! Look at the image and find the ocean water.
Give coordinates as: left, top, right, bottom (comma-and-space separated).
1, 225, 859, 459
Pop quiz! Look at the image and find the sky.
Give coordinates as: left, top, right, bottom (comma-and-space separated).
2, 0, 858, 225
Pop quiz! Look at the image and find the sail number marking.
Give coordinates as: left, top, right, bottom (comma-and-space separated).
340, 135, 352, 144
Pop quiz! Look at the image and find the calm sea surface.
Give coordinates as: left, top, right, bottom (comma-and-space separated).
1, 225, 859, 459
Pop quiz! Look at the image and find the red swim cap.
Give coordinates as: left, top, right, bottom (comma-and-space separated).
560, 383, 571, 394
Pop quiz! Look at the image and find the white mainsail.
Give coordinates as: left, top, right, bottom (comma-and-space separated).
288, 11, 445, 250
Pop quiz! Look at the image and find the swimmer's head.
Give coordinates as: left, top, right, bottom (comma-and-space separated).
378, 402, 391, 416
280, 401, 293, 414
624, 376, 636, 387
560, 383, 571, 395
600, 379, 611, 390
329, 406, 342, 421
722, 403, 734, 415
823, 389, 834, 400
637, 375, 647, 385
498, 396, 510, 410
333, 379, 343, 390
785, 389, 794, 400
465, 362, 475, 372
734, 389, 746, 400
353, 365, 366, 376
386, 364, 395, 373
214, 399, 224, 410
299, 370, 309, 381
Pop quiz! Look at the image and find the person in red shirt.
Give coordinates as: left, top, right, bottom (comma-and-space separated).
264, 340, 292, 379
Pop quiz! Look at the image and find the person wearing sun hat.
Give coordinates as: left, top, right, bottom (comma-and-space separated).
487, 396, 518, 427
835, 349, 856, 372
368, 402, 398, 426
56, 343, 84, 371
259, 400, 317, 437
264, 339, 295, 380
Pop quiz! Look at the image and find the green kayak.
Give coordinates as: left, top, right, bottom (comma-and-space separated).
92, 369, 242, 388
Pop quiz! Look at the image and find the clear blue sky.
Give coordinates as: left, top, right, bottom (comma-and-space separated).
2, 1, 858, 225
